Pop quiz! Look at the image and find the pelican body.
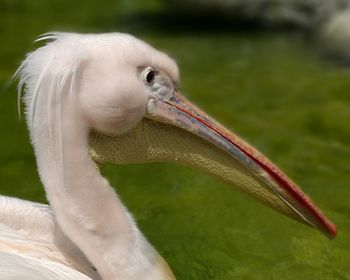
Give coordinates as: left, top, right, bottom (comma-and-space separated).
0, 33, 336, 279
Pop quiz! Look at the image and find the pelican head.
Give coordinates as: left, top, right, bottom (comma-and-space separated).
18, 32, 336, 280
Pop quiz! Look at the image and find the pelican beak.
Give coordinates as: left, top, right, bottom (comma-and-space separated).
144, 90, 336, 239
90, 90, 336, 239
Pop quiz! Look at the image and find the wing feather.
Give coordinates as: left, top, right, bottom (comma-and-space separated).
0, 250, 92, 280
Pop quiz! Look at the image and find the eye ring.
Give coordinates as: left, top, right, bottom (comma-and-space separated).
143, 67, 157, 85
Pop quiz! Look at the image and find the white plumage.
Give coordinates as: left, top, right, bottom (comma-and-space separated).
0, 196, 100, 279
0, 251, 90, 280
5, 33, 178, 280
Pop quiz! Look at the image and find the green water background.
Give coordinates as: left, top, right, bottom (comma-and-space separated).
0, 0, 349, 279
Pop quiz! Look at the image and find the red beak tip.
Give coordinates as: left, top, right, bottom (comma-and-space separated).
328, 223, 337, 239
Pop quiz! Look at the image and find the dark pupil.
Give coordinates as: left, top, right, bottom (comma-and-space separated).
146, 70, 155, 84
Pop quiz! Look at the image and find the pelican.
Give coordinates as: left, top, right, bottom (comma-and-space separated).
0, 32, 336, 280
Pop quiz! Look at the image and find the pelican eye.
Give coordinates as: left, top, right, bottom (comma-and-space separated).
143, 67, 157, 85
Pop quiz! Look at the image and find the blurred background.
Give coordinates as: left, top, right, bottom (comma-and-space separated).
1, 0, 350, 279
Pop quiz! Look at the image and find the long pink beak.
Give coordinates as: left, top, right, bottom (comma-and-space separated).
146, 90, 336, 239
